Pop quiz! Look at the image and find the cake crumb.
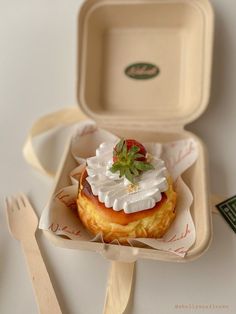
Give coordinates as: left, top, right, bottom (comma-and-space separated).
146, 153, 153, 163
127, 183, 139, 193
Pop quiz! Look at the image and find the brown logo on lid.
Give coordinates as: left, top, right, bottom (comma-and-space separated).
125, 62, 160, 80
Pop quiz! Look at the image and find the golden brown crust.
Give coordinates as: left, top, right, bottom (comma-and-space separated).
77, 169, 177, 243
80, 169, 168, 225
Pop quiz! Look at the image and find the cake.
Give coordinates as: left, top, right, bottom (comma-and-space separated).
77, 138, 177, 244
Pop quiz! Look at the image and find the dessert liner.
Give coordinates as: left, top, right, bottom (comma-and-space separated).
39, 121, 203, 259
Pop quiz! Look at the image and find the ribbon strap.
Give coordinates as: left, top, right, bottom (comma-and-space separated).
103, 262, 135, 314
23, 106, 87, 177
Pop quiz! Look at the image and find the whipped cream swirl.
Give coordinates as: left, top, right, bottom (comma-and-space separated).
86, 142, 169, 214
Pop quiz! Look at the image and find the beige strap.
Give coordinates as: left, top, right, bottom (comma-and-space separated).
23, 106, 87, 177
103, 262, 135, 314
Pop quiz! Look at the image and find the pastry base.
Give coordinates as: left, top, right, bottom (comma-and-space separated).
77, 169, 177, 244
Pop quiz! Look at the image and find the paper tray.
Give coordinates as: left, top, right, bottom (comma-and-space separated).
44, 128, 212, 262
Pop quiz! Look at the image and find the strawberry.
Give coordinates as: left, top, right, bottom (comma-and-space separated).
110, 138, 154, 183
113, 139, 146, 162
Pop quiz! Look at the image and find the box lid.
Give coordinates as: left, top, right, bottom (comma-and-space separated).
78, 0, 214, 128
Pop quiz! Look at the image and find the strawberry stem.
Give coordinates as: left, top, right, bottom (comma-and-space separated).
110, 138, 154, 183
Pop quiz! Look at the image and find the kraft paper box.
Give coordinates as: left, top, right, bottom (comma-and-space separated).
43, 0, 214, 262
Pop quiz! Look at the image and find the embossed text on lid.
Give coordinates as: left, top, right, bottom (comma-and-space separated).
125, 62, 160, 80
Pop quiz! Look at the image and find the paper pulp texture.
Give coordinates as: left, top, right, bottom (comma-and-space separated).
39, 121, 199, 257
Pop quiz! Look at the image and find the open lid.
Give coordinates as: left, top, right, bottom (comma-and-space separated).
78, 0, 214, 128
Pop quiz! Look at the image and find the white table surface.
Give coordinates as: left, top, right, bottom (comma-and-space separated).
0, 0, 236, 313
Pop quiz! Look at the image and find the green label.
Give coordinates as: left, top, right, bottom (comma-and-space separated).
216, 196, 236, 233
125, 62, 160, 80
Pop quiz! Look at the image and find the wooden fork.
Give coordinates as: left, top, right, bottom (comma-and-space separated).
5, 194, 62, 314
